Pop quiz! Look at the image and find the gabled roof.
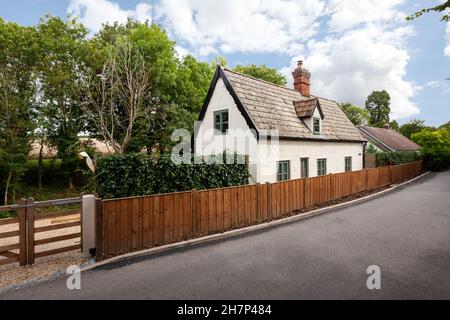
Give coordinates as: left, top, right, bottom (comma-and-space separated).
358, 126, 420, 152
293, 97, 324, 119
198, 66, 365, 142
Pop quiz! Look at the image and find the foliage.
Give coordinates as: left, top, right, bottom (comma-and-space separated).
95, 153, 250, 199
0, 18, 38, 204
389, 120, 400, 131
339, 103, 369, 126
233, 64, 287, 86
365, 90, 391, 128
366, 144, 379, 154
411, 129, 450, 149
407, 0, 450, 22
399, 119, 433, 139
35, 16, 90, 188
411, 129, 450, 171
420, 147, 450, 171
375, 151, 421, 167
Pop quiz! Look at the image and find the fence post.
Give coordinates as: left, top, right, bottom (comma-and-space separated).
26, 197, 35, 265
191, 189, 198, 235
95, 198, 103, 260
265, 182, 271, 219
18, 198, 27, 266
256, 183, 261, 222
82, 195, 96, 258
303, 178, 307, 208
365, 169, 369, 191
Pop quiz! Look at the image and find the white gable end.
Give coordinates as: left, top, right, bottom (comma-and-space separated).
194, 78, 257, 157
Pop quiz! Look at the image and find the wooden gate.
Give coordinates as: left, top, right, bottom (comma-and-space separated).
0, 197, 82, 266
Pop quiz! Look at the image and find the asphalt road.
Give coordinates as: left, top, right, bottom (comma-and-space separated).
2, 171, 450, 300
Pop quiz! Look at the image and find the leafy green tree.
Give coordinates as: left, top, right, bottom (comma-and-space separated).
412, 129, 450, 171
389, 120, 400, 131
339, 103, 369, 126
211, 56, 228, 68
233, 64, 287, 86
407, 0, 450, 22
411, 129, 450, 149
399, 119, 433, 139
36, 16, 89, 189
365, 90, 391, 127
0, 19, 38, 204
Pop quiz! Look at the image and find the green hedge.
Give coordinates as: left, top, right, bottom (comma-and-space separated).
421, 147, 450, 171
96, 153, 250, 199
375, 151, 421, 167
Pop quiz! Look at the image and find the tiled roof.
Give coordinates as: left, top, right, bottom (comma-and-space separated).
358, 126, 420, 151
222, 68, 365, 141
294, 98, 319, 118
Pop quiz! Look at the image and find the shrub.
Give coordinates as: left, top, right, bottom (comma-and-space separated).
95, 152, 250, 199
420, 147, 450, 171
375, 151, 421, 167
96, 153, 152, 199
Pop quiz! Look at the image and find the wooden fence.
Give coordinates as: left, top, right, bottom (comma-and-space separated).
0, 197, 82, 266
96, 160, 423, 258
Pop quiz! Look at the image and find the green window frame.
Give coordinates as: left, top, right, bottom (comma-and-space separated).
300, 158, 309, 178
345, 157, 352, 172
313, 117, 321, 135
277, 161, 290, 181
317, 158, 327, 176
214, 110, 229, 134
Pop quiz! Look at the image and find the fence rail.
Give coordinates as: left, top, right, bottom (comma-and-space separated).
97, 160, 424, 259
0, 197, 82, 266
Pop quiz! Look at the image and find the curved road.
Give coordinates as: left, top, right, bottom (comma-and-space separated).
2, 171, 450, 299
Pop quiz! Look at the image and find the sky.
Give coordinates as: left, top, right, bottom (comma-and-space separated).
1, 0, 449, 127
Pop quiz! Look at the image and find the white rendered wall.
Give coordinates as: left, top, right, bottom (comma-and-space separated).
257, 139, 364, 183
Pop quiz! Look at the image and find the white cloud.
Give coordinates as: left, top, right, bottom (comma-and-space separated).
295, 25, 419, 119
154, 0, 326, 56
65, 0, 425, 119
67, 0, 152, 34
445, 22, 450, 57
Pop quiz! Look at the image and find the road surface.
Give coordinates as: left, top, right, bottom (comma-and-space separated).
2, 171, 450, 299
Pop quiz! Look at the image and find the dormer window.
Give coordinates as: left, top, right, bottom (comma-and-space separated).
313, 117, 321, 135
214, 109, 229, 134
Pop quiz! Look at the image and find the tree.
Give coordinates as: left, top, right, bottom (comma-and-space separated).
211, 56, 228, 68
389, 120, 400, 131
36, 16, 89, 189
407, 0, 450, 22
233, 64, 287, 86
83, 40, 151, 154
411, 129, 450, 149
399, 119, 433, 139
339, 102, 369, 126
365, 90, 391, 128
0, 19, 38, 204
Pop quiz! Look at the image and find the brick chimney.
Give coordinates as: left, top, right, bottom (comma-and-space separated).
292, 60, 311, 97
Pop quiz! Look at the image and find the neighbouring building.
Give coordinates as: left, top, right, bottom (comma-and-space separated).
194, 61, 366, 183
358, 125, 420, 152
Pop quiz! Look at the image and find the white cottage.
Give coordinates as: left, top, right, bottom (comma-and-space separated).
194, 61, 366, 183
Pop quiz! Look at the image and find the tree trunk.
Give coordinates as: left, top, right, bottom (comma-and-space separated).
68, 176, 75, 190
4, 170, 12, 205
38, 142, 44, 189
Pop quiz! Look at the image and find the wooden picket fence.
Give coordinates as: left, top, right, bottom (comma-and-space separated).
0, 197, 82, 266
96, 160, 423, 259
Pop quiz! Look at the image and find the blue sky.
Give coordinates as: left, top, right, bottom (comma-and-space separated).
1, 0, 449, 127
